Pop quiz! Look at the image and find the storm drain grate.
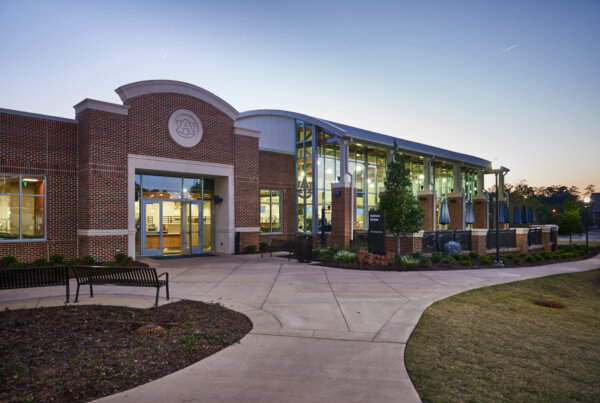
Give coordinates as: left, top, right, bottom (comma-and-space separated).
135, 323, 167, 335
535, 299, 566, 309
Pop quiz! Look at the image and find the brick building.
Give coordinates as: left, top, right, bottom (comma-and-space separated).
1, 80, 492, 261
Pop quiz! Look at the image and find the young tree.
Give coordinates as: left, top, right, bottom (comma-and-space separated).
378, 142, 424, 255
559, 198, 584, 245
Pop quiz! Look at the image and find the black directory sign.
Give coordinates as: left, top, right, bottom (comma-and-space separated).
368, 210, 386, 255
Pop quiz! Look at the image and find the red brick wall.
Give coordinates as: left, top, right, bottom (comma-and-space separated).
234, 135, 259, 228
331, 185, 352, 249
473, 198, 489, 229
0, 112, 78, 262
418, 193, 435, 231
447, 195, 464, 231
259, 150, 295, 241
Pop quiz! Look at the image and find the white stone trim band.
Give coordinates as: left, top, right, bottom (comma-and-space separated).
115, 80, 239, 120
235, 227, 260, 232
74, 99, 130, 116
233, 126, 261, 138
78, 229, 129, 236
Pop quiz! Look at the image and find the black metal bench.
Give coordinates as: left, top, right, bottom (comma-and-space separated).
262, 239, 296, 260
72, 266, 169, 307
0, 266, 70, 302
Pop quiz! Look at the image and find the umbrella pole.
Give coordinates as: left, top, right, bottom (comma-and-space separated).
495, 172, 500, 264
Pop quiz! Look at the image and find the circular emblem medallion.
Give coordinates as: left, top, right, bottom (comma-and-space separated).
168, 109, 203, 147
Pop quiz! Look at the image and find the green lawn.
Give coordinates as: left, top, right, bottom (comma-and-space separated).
405, 269, 600, 402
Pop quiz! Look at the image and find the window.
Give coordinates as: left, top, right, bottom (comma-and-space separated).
0, 174, 45, 240
296, 120, 313, 233
260, 190, 282, 233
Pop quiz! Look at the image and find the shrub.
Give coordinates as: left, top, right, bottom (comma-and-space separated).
541, 252, 553, 260
244, 245, 258, 253
453, 253, 462, 260
117, 256, 133, 266
399, 255, 419, 269
65, 259, 80, 267
102, 261, 117, 267
479, 255, 492, 265
460, 259, 471, 267
50, 254, 64, 264
411, 252, 424, 260
32, 258, 48, 267
468, 251, 479, 259
358, 250, 371, 265
114, 253, 127, 262
524, 255, 535, 262
431, 252, 443, 263
383, 252, 396, 267
335, 250, 357, 264
506, 254, 515, 260
8, 261, 27, 268
312, 249, 321, 258
441, 256, 456, 265
321, 251, 335, 263
500, 257, 508, 266
259, 242, 268, 251
81, 255, 95, 265
419, 257, 432, 268
0, 256, 17, 267
533, 254, 543, 261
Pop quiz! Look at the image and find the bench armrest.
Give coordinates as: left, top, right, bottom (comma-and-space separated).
158, 272, 169, 282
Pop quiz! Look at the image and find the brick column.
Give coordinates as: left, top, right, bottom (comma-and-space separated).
447, 192, 465, 230
541, 226, 551, 252
417, 190, 436, 231
331, 182, 352, 249
472, 195, 489, 229
75, 101, 129, 262
515, 228, 529, 255
550, 225, 558, 251
400, 231, 424, 255
471, 229, 488, 255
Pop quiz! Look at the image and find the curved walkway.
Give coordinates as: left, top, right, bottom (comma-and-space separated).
1, 253, 599, 402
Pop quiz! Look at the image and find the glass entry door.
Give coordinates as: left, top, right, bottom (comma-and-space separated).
184, 201, 203, 254
142, 201, 162, 256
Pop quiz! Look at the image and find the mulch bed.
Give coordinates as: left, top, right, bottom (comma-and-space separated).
0, 300, 252, 402
314, 250, 599, 272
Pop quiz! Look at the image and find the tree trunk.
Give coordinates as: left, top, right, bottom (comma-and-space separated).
569, 233, 572, 245
397, 235, 401, 256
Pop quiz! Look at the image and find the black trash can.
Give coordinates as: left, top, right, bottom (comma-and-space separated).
296, 235, 313, 263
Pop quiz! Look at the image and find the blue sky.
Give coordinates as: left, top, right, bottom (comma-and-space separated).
1, 0, 598, 192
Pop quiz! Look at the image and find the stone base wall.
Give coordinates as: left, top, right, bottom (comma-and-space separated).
239, 232, 260, 251
78, 235, 128, 262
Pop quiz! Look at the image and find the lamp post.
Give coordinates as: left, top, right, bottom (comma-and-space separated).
490, 162, 510, 267
584, 196, 590, 252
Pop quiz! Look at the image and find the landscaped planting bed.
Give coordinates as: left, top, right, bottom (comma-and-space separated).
0, 300, 252, 402
312, 245, 599, 272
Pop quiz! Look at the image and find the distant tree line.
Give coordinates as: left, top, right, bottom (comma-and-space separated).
487, 182, 595, 228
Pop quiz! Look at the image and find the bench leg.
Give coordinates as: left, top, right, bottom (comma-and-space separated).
75, 284, 80, 303
155, 287, 160, 307
89, 284, 94, 298
66, 283, 70, 303
166, 283, 170, 300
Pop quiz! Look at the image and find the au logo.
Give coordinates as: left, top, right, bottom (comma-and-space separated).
168, 109, 203, 147
297, 176, 313, 199
175, 118, 197, 137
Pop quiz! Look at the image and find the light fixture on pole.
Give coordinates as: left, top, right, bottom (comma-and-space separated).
584, 196, 591, 252
490, 160, 510, 267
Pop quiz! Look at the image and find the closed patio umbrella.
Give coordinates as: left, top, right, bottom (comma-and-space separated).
465, 199, 475, 224
521, 205, 528, 224
504, 204, 510, 224
498, 202, 506, 223
513, 205, 522, 225
528, 206, 535, 223
439, 198, 451, 226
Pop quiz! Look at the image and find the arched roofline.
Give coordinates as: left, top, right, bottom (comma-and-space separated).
238, 109, 347, 137
115, 80, 239, 120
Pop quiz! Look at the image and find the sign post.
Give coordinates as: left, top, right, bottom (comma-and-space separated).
368, 210, 386, 255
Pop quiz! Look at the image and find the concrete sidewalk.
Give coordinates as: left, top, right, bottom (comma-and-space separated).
2, 253, 599, 402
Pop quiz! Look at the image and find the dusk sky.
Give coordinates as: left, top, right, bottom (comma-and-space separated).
1, 0, 598, 193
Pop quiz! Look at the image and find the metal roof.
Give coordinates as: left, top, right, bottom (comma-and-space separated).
238, 109, 491, 167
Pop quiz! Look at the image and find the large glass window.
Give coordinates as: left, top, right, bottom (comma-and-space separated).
348, 143, 386, 230
461, 167, 480, 198
317, 129, 339, 231
404, 155, 425, 196
260, 190, 282, 233
296, 120, 314, 233
0, 174, 45, 240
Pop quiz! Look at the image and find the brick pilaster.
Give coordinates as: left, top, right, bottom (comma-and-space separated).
447, 193, 465, 231
472, 195, 489, 229
331, 182, 351, 249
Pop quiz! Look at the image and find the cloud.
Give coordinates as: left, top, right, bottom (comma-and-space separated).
499, 44, 518, 54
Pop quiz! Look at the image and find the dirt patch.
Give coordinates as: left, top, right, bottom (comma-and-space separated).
0, 300, 252, 402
